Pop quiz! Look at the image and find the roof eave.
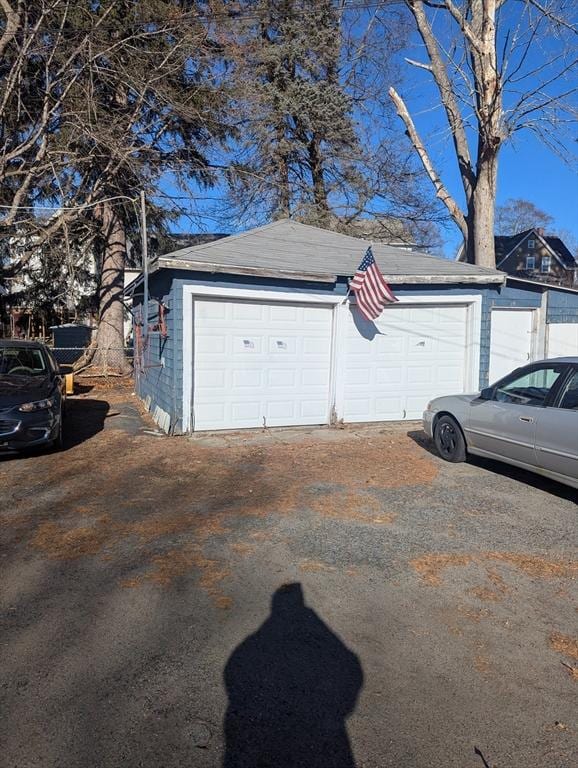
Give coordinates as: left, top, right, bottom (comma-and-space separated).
506, 276, 578, 294
158, 258, 505, 285
158, 257, 337, 284
382, 273, 505, 285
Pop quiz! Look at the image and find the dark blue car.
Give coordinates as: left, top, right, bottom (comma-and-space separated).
0, 340, 65, 452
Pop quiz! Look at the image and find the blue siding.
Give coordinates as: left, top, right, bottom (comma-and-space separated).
547, 288, 578, 324
134, 269, 578, 432
133, 272, 179, 432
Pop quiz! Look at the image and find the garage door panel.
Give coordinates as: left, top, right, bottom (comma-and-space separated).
268, 369, 294, 387
232, 302, 264, 321
375, 397, 404, 419
438, 365, 462, 383
195, 368, 227, 389
407, 338, 433, 355
343, 303, 468, 423
233, 336, 261, 354
407, 366, 433, 384
303, 337, 330, 356
346, 368, 372, 386
193, 299, 333, 431
265, 400, 296, 420
375, 367, 403, 385
268, 336, 297, 354
303, 306, 332, 323
302, 368, 330, 386
269, 305, 299, 322
231, 369, 262, 388
231, 401, 261, 422
344, 397, 372, 418
196, 334, 226, 354
437, 338, 463, 356
197, 301, 227, 320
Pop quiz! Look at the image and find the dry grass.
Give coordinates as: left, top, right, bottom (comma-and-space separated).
309, 491, 397, 525
31, 517, 112, 559
299, 560, 335, 573
411, 554, 474, 586
469, 586, 504, 603
2, 396, 438, 590
469, 568, 509, 602
122, 546, 232, 608
550, 632, 578, 662
474, 655, 491, 675
412, 552, 578, 587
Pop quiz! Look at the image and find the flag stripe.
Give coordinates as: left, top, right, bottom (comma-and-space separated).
349, 246, 397, 321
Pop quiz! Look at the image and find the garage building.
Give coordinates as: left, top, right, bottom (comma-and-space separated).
128, 220, 578, 434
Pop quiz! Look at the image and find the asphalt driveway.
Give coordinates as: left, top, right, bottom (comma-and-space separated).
1, 380, 576, 767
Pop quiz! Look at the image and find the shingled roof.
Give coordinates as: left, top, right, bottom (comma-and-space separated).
495, 229, 577, 270
155, 219, 505, 285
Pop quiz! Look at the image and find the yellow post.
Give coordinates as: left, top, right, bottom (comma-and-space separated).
65, 373, 74, 395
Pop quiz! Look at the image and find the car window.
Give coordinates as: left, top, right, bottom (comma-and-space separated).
0, 348, 47, 376
557, 369, 578, 411
495, 366, 564, 407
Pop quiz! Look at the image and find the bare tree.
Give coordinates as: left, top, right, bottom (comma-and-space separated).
495, 197, 554, 234
0, 1, 228, 368
389, 0, 578, 267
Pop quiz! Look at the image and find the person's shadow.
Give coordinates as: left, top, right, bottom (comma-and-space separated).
223, 583, 363, 768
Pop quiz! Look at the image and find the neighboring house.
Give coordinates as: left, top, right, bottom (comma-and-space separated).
495, 228, 577, 288
126, 219, 578, 434
458, 228, 577, 288
0, 231, 97, 338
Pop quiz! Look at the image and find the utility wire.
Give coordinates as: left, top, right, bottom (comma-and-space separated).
0, 194, 138, 212
36, 0, 396, 34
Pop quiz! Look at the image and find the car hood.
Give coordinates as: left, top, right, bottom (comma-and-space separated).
431, 393, 479, 409
0, 375, 53, 409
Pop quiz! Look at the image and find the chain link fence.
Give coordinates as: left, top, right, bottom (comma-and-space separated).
50, 346, 134, 374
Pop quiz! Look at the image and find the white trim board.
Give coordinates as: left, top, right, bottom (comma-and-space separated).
181, 283, 483, 433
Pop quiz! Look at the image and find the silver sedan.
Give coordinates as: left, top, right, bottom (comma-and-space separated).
423, 357, 578, 490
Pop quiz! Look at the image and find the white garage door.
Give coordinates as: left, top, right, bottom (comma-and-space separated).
343, 303, 469, 422
193, 299, 333, 431
489, 309, 535, 382
547, 323, 578, 358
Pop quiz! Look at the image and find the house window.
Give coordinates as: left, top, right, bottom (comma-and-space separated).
527, 239, 535, 249
526, 256, 536, 270
541, 256, 551, 273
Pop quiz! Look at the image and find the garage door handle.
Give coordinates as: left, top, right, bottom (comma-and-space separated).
519, 416, 534, 423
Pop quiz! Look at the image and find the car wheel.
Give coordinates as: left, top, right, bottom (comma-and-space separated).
434, 414, 466, 463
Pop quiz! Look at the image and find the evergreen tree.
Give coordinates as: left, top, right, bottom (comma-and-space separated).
216, 0, 442, 244
0, 0, 229, 365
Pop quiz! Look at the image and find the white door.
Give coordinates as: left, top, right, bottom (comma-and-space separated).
489, 309, 535, 383
342, 303, 469, 422
193, 299, 333, 431
547, 323, 578, 358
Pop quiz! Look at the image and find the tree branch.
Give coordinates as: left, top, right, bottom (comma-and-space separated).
388, 86, 467, 238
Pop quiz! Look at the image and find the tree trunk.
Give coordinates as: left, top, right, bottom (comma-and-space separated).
274, 122, 291, 219
308, 135, 330, 225
470, 154, 498, 269
93, 203, 131, 374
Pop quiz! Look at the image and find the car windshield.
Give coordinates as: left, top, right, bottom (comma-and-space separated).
0, 347, 48, 376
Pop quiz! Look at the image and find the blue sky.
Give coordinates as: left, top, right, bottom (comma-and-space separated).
394, 2, 578, 258
411, 114, 578, 259
161, 5, 578, 260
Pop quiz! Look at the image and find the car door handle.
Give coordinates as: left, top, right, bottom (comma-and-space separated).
519, 416, 534, 423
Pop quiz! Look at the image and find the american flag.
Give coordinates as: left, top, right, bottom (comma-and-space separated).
349, 246, 398, 320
